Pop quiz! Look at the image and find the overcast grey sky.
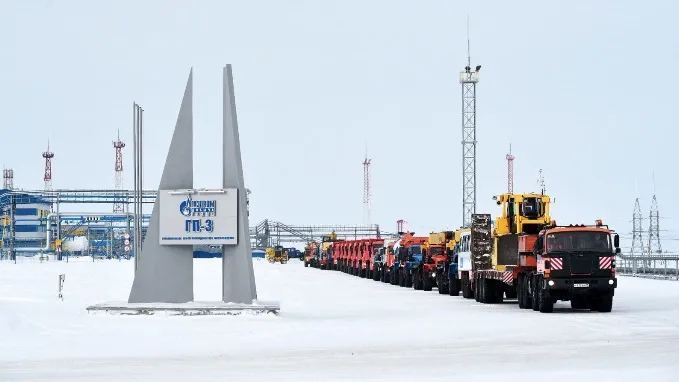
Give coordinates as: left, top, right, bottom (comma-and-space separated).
1, 0, 676, 250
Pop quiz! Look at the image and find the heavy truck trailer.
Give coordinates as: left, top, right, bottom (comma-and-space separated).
467, 193, 619, 313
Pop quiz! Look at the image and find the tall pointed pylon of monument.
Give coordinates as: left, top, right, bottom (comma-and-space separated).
128, 69, 195, 304
222, 64, 258, 303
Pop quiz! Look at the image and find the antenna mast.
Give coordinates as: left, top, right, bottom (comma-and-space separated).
42, 140, 54, 191
2, 167, 13, 190
506, 144, 514, 194
537, 169, 546, 194
460, 16, 481, 228
362, 144, 372, 224
113, 129, 126, 213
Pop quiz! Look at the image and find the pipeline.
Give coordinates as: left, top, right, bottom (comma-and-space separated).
13, 213, 57, 253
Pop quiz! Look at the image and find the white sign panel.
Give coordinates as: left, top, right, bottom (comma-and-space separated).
159, 188, 238, 246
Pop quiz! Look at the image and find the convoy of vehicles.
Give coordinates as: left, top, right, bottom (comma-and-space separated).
300, 191, 620, 313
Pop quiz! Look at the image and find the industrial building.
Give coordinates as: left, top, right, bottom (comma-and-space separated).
0, 187, 382, 260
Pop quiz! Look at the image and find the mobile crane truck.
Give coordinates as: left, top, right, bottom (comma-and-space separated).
413, 231, 454, 291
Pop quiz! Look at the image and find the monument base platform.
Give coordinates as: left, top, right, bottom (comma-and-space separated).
86, 301, 280, 316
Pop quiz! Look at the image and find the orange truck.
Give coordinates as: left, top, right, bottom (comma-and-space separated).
411, 231, 454, 292
374, 238, 398, 283
393, 232, 428, 288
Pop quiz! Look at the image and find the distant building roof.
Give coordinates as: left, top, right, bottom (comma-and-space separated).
0, 189, 52, 206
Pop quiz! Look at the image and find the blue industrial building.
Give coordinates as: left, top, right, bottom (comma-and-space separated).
0, 189, 52, 255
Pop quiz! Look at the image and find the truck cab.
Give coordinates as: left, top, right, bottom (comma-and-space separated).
532, 220, 619, 312
394, 233, 428, 288
303, 242, 317, 267
374, 238, 397, 283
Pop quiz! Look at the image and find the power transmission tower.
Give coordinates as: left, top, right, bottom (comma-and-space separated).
631, 198, 646, 267
648, 194, 661, 256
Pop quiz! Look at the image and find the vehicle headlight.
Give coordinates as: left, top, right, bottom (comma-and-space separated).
608, 279, 614, 285
547, 280, 554, 286
431, 272, 436, 277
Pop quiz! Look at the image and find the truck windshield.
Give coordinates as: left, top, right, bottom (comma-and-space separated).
546, 231, 611, 252
410, 246, 421, 255
429, 247, 444, 256
520, 197, 543, 219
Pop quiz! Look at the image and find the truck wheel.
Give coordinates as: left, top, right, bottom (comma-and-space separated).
538, 280, 554, 313
413, 272, 421, 290
405, 272, 413, 288
494, 281, 504, 303
505, 286, 517, 299
462, 273, 473, 299
423, 275, 433, 291
479, 277, 485, 303
448, 278, 460, 296
596, 293, 613, 312
471, 274, 477, 301
518, 274, 531, 309
517, 274, 525, 308
531, 275, 540, 311
438, 277, 449, 294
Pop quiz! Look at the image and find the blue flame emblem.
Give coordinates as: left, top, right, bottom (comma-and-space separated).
179, 196, 192, 216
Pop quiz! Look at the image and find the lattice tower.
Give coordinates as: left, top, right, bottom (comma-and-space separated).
113, 130, 125, 213
506, 144, 514, 194
362, 153, 371, 224
631, 198, 646, 259
42, 140, 54, 191
460, 22, 481, 228
3, 168, 13, 190
647, 195, 661, 255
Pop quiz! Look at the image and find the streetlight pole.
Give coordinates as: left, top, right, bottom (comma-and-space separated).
133, 102, 144, 272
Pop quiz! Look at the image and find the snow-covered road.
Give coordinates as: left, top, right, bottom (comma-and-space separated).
1, 257, 678, 381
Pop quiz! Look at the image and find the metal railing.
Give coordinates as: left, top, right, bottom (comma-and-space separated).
616, 254, 679, 280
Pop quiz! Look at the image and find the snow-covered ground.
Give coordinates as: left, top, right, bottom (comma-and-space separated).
1, 257, 678, 381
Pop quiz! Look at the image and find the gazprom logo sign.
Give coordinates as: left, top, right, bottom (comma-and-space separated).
179, 196, 217, 217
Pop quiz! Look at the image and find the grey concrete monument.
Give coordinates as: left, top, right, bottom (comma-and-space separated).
87, 66, 278, 315
222, 65, 258, 303
128, 69, 195, 304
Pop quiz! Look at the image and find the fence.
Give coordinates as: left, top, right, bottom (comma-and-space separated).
616, 255, 679, 281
